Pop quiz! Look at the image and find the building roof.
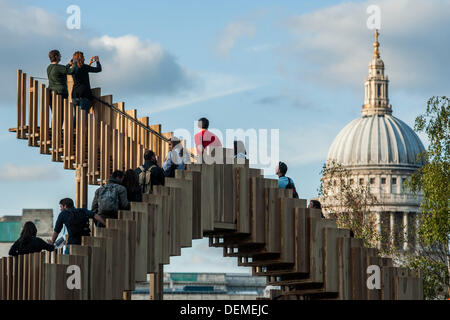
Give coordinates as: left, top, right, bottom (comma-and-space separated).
327, 114, 425, 168
326, 30, 425, 169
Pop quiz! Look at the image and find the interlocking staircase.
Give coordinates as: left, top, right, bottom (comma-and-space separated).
0, 70, 423, 300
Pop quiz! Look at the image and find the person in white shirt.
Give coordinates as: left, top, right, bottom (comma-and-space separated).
163, 137, 186, 177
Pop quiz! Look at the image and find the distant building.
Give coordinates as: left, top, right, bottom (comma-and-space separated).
321, 30, 424, 251
132, 273, 268, 300
0, 209, 53, 257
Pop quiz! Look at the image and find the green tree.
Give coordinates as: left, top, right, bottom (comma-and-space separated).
319, 161, 392, 253
403, 96, 450, 299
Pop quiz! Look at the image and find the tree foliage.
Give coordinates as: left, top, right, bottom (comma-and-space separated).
403, 96, 450, 299
319, 161, 391, 253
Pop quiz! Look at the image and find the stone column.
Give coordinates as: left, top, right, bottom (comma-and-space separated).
375, 211, 382, 248
390, 211, 395, 248
403, 212, 409, 251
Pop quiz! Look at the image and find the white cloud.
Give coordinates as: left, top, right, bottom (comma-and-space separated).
216, 21, 256, 57
284, 0, 450, 93
0, 0, 194, 106
0, 164, 60, 181
89, 35, 193, 96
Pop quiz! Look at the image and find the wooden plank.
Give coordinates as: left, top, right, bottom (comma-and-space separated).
107, 218, 137, 291
265, 188, 282, 253
38, 252, 45, 300
85, 235, 112, 300
144, 193, 166, 270
223, 164, 235, 224
214, 164, 224, 223
87, 113, 94, 182
295, 207, 309, 273
168, 187, 181, 255
6, 257, 13, 300
350, 238, 366, 300
12, 255, 18, 300
323, 227, 339, 293
336, 230, 352, 300
68, 97, 75, 169
69, 246, 91, 300
366, 255, 382, 300
200, 164, 215, 232
165, 173, 193, 247
0, 258, 5, 300
309, 217, 324, 283
82, 237, 107, 300
28, 78, 36, 146
43, 263, 56, 300
40, 84, 50, 154
235, 164, 250, 233
280, 197, 295, 264
17, 70, 23, 139
185, 168, 202, 239
120, 209, 148, 282
55, 94, 63, 161
96, 226, 125, 299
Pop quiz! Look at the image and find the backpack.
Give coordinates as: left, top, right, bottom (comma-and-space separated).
97, 183, 120, 213
138, 165, 156, 194
286, 177, 299, 199
67, 209, 90, 238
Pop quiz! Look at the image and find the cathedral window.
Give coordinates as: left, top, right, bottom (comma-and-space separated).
392, 177, 397, 184
381, 177, 386, 184
370, 178, 376, 184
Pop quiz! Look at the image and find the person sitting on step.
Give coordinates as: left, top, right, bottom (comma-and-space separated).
162, 137, 186, 178
121, 169, 143, 202
276, 161, 299, 199
52, 198, 105, 254
9, 221, 55, 256
135, 150, 165, 194
91, 171, 130, 228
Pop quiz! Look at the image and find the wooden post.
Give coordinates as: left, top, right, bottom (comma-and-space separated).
149, 264, 163, 300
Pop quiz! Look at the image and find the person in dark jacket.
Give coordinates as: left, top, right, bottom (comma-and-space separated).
9, 221, 54, 256
47, 49, 74, 101
52, 198, 105, 254
69, 51, 102, 112
91, 171, 130, 227
136, 150, 165, 194
122, 169, 142, 202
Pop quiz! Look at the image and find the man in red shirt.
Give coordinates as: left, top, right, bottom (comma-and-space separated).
194, 117, 222, 155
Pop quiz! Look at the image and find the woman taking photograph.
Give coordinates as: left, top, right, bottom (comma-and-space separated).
9, 221, 54, 256
69, 51, 102, 112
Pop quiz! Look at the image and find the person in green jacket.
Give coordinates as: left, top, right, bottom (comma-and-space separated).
46, 50, 74, 101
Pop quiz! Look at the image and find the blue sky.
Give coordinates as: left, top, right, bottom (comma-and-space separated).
0, 0, 448, 272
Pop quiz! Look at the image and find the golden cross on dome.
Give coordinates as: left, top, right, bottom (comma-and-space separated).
373, 29, 380, 58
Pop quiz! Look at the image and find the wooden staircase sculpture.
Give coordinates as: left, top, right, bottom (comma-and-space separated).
0, 70, 423, 300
